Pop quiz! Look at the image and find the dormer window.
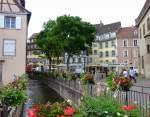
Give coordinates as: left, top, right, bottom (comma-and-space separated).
5, 16, 16, 29
0, 15, 21, 29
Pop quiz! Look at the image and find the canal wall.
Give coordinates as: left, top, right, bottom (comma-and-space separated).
41, 78, 105, 105
42, 78, 83, 105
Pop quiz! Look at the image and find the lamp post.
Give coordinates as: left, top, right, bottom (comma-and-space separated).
84, 44, 89, 73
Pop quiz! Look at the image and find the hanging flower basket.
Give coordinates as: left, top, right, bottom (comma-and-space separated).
106, 72, 133, 92
81, 73, 95, 84
115, 77, 132, 91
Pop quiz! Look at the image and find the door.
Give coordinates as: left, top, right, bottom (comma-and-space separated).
0, 62, 2, 83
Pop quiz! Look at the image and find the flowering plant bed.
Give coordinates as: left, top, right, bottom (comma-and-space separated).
28, 101, 78, 117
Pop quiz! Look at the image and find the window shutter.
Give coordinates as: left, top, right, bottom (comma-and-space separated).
16, 17, 21, 29
0, 15, 4, 28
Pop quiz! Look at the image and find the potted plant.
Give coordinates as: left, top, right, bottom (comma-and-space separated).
81, 73, 95, 84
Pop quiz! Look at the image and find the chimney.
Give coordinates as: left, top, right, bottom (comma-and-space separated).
18, 0, 25, 7
99, 20, 103, 27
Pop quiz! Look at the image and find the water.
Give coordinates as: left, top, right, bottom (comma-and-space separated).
22, 79, 64, 117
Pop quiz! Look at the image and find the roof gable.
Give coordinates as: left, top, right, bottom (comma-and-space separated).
0, 0, 29, 14
95, 22, 121, 35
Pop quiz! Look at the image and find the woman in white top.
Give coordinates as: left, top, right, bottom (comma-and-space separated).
123, 69, 128, 78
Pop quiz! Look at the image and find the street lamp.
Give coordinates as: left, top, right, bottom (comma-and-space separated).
84, 44, 89, 73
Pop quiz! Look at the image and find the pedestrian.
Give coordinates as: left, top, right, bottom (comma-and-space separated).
129, 67, 136, 83
122, 68, 128, 78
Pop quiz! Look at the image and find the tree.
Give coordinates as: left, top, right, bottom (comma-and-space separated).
56, 15, 96, 70
36, 15, 96, 71
36, 20, 64, 71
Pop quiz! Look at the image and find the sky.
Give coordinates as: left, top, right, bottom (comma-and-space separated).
26, 0, 146, 37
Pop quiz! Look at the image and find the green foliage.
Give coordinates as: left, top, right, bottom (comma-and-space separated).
77, 95, 140, 117
2, 89, 26, 106
0, 74, 28, 107
106, 72, 117, 91
36, 15, 96, 70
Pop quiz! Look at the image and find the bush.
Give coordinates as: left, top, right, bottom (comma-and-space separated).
0, 74, 28, 107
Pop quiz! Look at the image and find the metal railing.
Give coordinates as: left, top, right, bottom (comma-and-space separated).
46, 78, 150, 117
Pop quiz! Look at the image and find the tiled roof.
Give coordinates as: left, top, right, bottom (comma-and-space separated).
136, 0, 150, 26
95, 22, 121, 35
117, 27, 137, 39
0, 0, 31, 23
29, 33, 39, 40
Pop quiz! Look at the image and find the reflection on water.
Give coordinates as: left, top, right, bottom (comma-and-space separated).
22, 79, 64, 117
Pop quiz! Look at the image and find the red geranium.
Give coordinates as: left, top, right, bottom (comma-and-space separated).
121, 104, 136, 111
64, 106, 76, 116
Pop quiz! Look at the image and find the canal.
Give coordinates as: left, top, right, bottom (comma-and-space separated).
22, 79, 64, 117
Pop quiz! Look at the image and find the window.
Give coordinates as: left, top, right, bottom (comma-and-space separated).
105, 51, 109, 57
100, 60, 103, 63
147, 17, 150, 31
5, 16, 16, 28
0, 15, 21, 29
106, 60, 109, 63
72, 58, 75, 63
89, 58, 92, 63
105, 42, 108, 48
124, 60, 128, 66
139, 28, 142, 39
104, 34, 109, 39
78, 58, 81, 63
3, 40, 16, 56
133, 40, 138, 46
112, 60, 116, 64
111, 40, 115, 47
92, 43, 97, 47
123, 39, 128, 47
99, 43, 103, 49
93, 50, 97, 55
99, 52, 103, 57
143, 24, 145, 35
142, 56, 144, 69
123, 50, 128, 57
147, 45, 150, 53
110, 32, 116, 38
112, 50, 115, 57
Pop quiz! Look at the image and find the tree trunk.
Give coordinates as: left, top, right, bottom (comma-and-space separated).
67, 54, 71, 71
49, 57, 52, 72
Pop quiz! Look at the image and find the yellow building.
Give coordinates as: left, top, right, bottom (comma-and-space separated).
89, 21, 121, 71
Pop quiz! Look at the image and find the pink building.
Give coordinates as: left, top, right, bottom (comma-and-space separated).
0, 0, 31, 84
117, 27, 139, 71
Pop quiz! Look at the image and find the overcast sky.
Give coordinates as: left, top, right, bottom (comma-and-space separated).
26, 0, 146, 37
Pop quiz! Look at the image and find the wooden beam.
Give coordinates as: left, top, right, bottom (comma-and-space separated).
7, 0, 12, 12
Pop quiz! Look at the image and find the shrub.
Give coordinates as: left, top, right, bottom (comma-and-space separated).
78, 95, 140, 117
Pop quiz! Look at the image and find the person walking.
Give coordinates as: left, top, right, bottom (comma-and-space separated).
122, 68, 128, 78
129, 67, 136, 83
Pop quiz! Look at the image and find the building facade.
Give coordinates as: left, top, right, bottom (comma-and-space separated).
116, 27, 139, 71
136, 0, 150, 78
27, 33, 49, 69
89, 21, 121, 69
0, 0, 31, 84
